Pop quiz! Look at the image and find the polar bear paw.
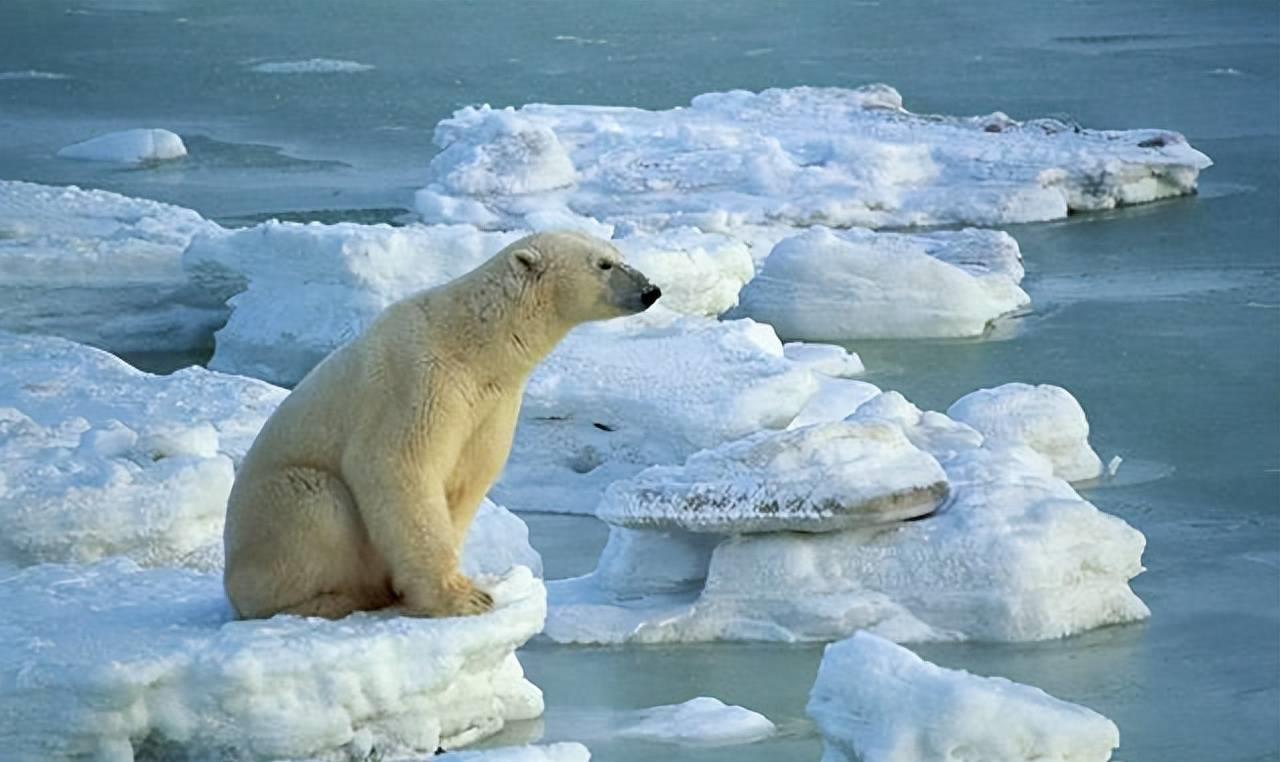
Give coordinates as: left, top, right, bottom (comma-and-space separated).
405, 573, 494, 618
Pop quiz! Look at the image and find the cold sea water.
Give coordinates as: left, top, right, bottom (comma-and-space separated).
1, 0, 1276, 759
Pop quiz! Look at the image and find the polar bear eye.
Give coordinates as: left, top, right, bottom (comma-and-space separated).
598, 260, 614, 271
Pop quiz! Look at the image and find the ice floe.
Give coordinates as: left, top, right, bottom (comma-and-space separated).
0, 181, 226, 353
807, 632, 1120, 762
0, 332, 540, 576
415, 84, 1211, 232
0, 69, 71, 80
615, 697, 775, 746
545, 388, 1148, 644
734, 226, 1029, 340
57, 128, 188, 164
495, 309, 865, 514
948, 382, 1104, 482
186, 221, 752, 386
0, 560, 545, 762
248, 58, 376, 74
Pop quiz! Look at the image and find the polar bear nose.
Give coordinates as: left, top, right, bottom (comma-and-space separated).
641, 285, 662, 307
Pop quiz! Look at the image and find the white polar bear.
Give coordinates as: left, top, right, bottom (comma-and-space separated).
223, 231, 661, 619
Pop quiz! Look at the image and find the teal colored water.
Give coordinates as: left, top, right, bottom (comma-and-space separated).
2, 1, 1277, 760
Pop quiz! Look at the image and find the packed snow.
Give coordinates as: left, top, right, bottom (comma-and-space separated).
734, 227, 1029, 340
545, 388, 1149, 644
0, 332, 540, 576
615, 697, 776, 746
495, 310, 865, 514
415, 84, 1211, 232
948, 383, 1104, 482
0, 181, 227, 353
596, 420, 948, 533
56, 128, 188, 164
249, 58, 376, 74
807, 632, 1120, 762
445, 744, 591, 762
0, 560, 546, 762
186, 221, 753, 386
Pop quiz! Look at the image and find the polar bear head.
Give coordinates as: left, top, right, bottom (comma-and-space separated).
507, 230, 662, 323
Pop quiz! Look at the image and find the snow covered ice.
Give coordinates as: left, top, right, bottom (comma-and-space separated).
596, 420, 948, 533
0, 560, 546, 762
807, 632, 1120, 762
734, 226, 1029, 340
948, 382, 1105, 482
614, 697, 775, 746
0, 181, 226, 353
444, 744, 591, 762
0, 332, 540, 576
414, 84, 1212, 232
545, 388, 1149, 644
56, 128, 188, 165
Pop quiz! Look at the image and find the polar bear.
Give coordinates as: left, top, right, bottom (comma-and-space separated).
223, 231, 661, 619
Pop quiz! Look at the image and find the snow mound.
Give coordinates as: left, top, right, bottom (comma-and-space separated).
948, 383, 1104, 481
735, 227, 1029, 340
545, 389, 1148, 644
415, 84, 1211, 232
249, 58, 375, 74
185, 221, 749, 386
0, 560, 546, 762
616, 697, 776, 746
0, 181, 226, 353
446, 744, 591, 762
597, 420, 948, 533
57, 128, 187, 164
0, 332, 540, 576
808, 632, 1120, 762
495, 312, 865, 514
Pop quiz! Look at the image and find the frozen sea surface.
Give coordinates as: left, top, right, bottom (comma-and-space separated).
1, 1, 1277, 761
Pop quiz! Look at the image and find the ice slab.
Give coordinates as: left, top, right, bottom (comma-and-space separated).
445, 744, 591, 762
249, 58, 375, 74
0, 181, 226, 353
0, 560, 545, 762
495, 312, 864, 514
807, 632, 1120, 762
948, 382, 1104, 482
56, 128, 188, 164
415, 84, 1211, 232
616, 697, 776, 746
185, 222, 751, 386
734, 227, 1029, 340
596, 420, 948, 533
545, 389, 1148, 644
0, 332, 540, 576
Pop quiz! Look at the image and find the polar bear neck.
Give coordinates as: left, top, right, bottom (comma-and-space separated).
408, 264, 572, 381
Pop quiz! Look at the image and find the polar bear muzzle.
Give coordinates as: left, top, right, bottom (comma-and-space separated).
610, 262, 662, 313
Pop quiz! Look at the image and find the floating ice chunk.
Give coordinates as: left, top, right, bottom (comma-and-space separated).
597, 421, 948, 533
248, 58, 375, 74
57, 128, 187, 164
616, 697, 776, 746
735, 227, 1029, 340
416, 85, 1211, 232
545, 390, 1148, 644
807, 632, 1120, 762
496, 311, 822, 514
0, 560, 546, 762
445, 743, 591, 761
948, 383, 1104, 481
0, 69, 70, 80
0, 181, 226, 352
185, 222, 748, 385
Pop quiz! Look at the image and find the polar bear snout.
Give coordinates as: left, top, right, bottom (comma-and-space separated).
641, 284, 662, 307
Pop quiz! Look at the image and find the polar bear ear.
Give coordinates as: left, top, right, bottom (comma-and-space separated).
512, 247, 544, 274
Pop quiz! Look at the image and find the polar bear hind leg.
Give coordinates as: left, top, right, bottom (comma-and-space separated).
225, 467, 393, 619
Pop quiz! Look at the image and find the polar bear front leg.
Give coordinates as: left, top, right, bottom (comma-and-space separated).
343, 459, 493, 618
